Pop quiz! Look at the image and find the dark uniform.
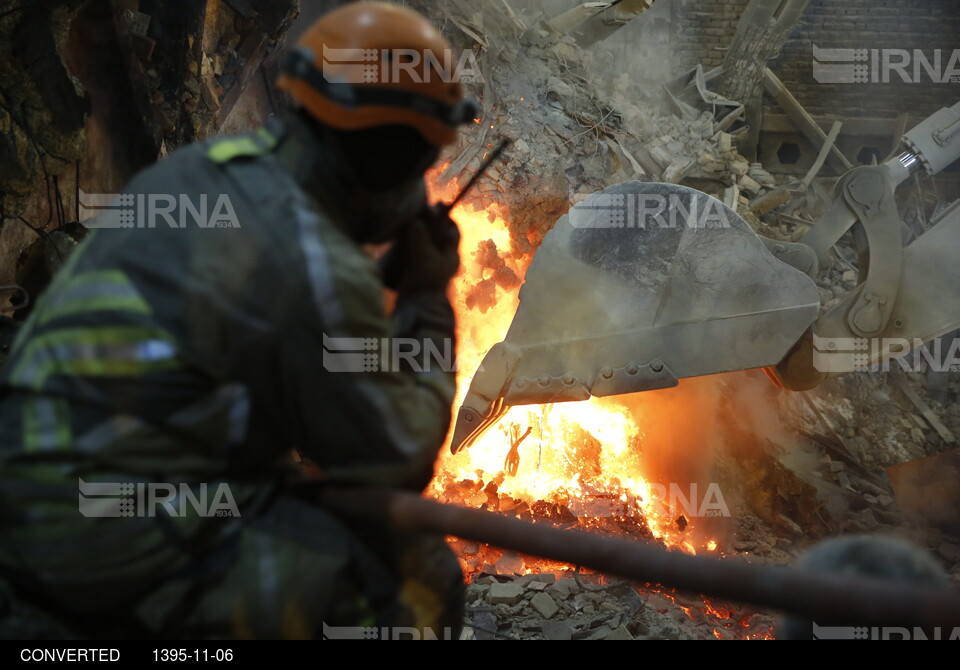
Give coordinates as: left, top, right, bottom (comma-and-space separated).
0, 115, 462, 639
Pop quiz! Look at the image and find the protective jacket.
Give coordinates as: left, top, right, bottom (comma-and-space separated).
0, 115, 459, 637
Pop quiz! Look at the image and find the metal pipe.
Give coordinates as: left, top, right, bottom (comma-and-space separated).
897, 150, 922, 175
320, 487, 960, 629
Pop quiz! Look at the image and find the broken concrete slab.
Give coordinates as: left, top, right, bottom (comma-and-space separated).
729, 159, 750, 177
739, 175, 763, 195
517, 573, 556, 586
530, 591, 560, 619
747, 163, 776, 188
487, 582, 525, 605
548, 578, 580, 599
465, 583, 489, 604
718, 132, 733, 153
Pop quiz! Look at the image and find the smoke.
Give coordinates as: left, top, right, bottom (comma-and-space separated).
606, 369, 807, 544
507, 0, 689, 91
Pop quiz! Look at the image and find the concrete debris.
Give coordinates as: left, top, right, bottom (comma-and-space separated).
548, 578, 579, 600
738, 175, 763, 195
517, 573, 555, 587
5, 0, 959, 642
728, 159, 750, 177
460, 567, 763, 640
414, 0, 960, 640
718, 132, 733, 153
530, 592, 560, 619
487, 582, 525, 605
748, 164, 777, 188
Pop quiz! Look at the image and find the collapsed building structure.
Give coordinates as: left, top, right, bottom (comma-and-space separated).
1, 0, 959, 640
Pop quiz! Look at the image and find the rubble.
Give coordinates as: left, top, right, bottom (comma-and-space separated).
414, 1, 960, 638
1, 0, 958, 641
461, 567, 767, 640
529, 592, 559, 619
487, 582, 525, 605
403, 0, 809, 264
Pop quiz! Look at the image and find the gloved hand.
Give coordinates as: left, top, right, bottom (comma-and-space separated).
380, 204, 461, 294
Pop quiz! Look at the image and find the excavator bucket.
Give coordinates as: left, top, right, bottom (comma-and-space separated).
451, 181, 821, 452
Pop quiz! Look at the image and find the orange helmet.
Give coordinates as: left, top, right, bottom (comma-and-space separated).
277, 1, 478, 147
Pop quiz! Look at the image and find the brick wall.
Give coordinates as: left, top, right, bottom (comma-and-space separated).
770, 0, 960, 120
671, 0, 960, 121
672, 0, 750, 71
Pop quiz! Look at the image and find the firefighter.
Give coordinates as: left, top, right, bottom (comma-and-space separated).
0, 2, 476, 639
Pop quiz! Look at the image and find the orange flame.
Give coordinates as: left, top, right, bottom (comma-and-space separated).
425, 164, 720, 570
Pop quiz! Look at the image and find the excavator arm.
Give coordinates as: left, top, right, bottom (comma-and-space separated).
774, 99, 960, 389
451, 98, 960, 453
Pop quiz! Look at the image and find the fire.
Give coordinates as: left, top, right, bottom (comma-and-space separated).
418, 162, 782, 640
425, 162, 719, 569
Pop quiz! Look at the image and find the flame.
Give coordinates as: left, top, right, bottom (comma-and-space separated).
416, 168, 776, 639
424, 163, 724, 564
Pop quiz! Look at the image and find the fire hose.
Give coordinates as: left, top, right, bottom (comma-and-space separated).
319, 487, 960, 629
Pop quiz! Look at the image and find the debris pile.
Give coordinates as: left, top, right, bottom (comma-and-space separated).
456, 567, 776, 640
0, 0, 958, 641
409, 0, 960, 639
